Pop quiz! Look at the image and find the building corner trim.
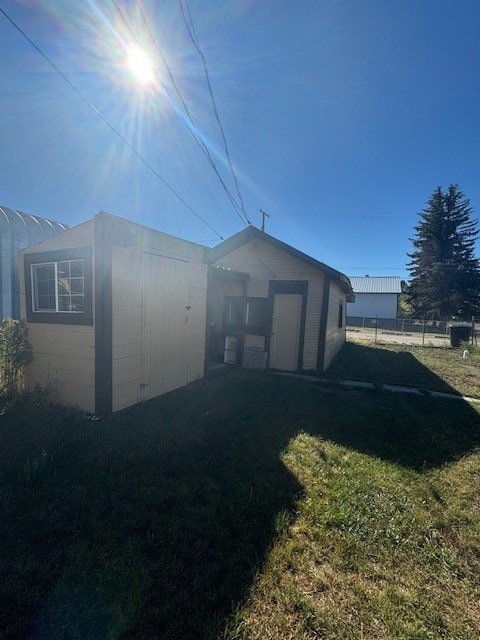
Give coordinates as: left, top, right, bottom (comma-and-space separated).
94, 215, 113, 414
317, 274, 331, 373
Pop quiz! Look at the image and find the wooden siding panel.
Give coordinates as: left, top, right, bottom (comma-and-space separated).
114, 305, 142, 320
25, 367, 95, 412
113, 317, 142, 333
31, 353, 95, 374
20, 220, 95, 254
111, 232, 207, 411
112, 330, 142, 346
113, 393, 141, 413
29, 363, 94, 389
113, 366, 142, 386
324, 281, 347, 371
113, 342, 142, 359
113, 379, 142, 400
187, 359, 204, 383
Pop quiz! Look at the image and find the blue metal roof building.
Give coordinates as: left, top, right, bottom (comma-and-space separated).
0, 206, 69, 319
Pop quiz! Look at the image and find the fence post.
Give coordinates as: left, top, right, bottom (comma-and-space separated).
422, 318, 426, 346
375, 317, 378, 344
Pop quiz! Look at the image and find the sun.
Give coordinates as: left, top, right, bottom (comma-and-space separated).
126, 44, 154, 86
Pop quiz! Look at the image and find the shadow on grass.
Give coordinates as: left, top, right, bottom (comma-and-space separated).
326, 342, 461, 394
1, 366, 480, 639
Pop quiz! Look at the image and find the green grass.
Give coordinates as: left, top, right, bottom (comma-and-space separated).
326, 341, 480, 398
1, 369, 480, 639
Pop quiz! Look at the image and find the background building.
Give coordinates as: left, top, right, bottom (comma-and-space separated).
1, 206, 68, 320
347, 276, 402, 320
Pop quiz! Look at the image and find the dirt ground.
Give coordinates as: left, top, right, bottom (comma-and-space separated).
347, 328, 451, 347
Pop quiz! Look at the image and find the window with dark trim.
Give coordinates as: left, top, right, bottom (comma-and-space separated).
32, 259, 85, 313
24, 247, 93, 325
224, 296, 268, 336
338, 301, 344, 328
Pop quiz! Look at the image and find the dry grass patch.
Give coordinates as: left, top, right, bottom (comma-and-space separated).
327, 341, 480, 398
226, 433, 480, 640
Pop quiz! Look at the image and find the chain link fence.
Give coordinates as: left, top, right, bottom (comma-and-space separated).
346, 316, 480, 347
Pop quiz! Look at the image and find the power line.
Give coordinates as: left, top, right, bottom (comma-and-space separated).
271, 213, 419, 219
178, 0, 251, 225
114, 0, 248, 227
0, 5, 224, 240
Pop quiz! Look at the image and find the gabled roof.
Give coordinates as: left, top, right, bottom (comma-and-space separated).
207, 226, 353, 295
349, 276, 402, 294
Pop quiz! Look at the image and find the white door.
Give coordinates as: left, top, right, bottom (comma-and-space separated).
269, 293, 303, 371
142, 253, 189, 400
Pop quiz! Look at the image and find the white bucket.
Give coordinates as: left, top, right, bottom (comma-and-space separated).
223, 336, 237, 364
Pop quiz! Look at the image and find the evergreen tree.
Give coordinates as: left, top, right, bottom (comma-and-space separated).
407, 184, 480, 319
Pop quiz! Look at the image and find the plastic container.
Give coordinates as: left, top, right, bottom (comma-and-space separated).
223, 336, 237, 364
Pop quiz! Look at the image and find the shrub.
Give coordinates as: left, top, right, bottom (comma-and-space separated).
0, 318, 33, 396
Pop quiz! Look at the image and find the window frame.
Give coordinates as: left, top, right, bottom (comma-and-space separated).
24, 247, 93, 325
31, 259, 85, 314
224, 296, 268, 336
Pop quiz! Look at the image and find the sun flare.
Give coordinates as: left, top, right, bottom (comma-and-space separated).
126, 44, 154, 85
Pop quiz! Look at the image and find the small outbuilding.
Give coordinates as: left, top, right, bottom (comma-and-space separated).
19, 214, 353, 414
206, 226, 354, 374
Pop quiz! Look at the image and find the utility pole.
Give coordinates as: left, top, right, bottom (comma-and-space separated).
260, 209, 270, 232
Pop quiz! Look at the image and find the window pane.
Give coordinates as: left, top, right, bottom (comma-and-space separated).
37, 280, 51, 296
70, 260, 83, 277
58, 295, 71, 311
228, 299, 244, 324
57, 262, 70, 278
247, 300, 266, 326
35, 264, 54, 281
33, 264, 56, 311
70, 277, 84, 294
37, 295, 56, 310
57, 278, 70, 295
70, 295, 84, 312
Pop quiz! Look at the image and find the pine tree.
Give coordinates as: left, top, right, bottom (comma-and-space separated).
407, 184, 480, 319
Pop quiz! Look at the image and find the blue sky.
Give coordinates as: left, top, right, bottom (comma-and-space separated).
1, 0, 479, 280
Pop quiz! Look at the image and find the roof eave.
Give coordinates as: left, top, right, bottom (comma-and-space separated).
208, 226, 354, 296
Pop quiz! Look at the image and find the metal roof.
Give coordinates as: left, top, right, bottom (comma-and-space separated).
0, 205, 69, 234
349, 276, 402, 294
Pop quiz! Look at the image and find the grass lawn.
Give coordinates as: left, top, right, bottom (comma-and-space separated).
1, 369, 480, 639
327, 341, 480, 398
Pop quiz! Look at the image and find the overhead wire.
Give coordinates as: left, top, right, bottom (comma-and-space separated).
178, 0, 251, 225
114, 0, 248, 227
270, 213, 419, 219
0, 6, 224, 239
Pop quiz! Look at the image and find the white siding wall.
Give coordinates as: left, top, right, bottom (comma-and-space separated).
347, 293, 398, 319
324, 281, 347, 371
214, 239, 326, 370
19, 220, 96, 413
111, 223, 207, 412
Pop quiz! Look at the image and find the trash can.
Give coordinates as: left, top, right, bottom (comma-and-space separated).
449, 323, 471, 347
